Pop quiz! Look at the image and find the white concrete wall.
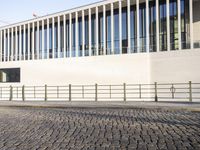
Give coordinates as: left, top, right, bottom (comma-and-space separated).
0, 49, 200, 86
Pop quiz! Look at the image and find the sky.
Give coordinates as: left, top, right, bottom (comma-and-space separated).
0, 0, 101, 27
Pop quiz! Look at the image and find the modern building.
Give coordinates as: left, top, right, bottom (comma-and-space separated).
0, 0, 200, 85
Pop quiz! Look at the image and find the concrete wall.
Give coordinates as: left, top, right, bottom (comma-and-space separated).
0, 49, 200, 86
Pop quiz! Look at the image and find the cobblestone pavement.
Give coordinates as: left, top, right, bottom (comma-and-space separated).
0, 107, 199, 150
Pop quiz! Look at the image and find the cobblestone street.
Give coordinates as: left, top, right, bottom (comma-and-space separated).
0, 106, 199, 150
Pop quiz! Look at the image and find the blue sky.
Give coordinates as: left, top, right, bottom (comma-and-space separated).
0, 0, 100, 27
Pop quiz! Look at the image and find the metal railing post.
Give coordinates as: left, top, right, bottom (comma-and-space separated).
9, 86, 13, 101
95, 84, 98, 102
22, 85, 25, 101
44, 85, 47, 101
189, 81, 192, 102
154, 82, 158, 102
123, 83, 126, 102
69, 84, 71, 101
139, 84, 142, 99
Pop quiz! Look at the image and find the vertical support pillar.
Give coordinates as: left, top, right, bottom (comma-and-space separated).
123, 83, 126, 102
119, 0, 122, 54
28, 23, 30, 60
166, 0, 170, 51
189, 0, 193, 49
127, 0, 131, 53
95, 83, 98, 102
89, 8, 92, 56
11, 28, 13, 61
42, 20, 44, 59
111, 3, 114, 54
189, 81, 192, 102
76, 11, 79, 57
44, 84, 47, 101
136, 0, 140, 53
32, 22, 35, 60
63, 15, 66, 57
69, 84, 71, 101
103, 5, 106, 55
146, 0, 150, 52
96, 7, 99, 56
22, 85, 25, 102
178, 0, 181, 50
52, 17, 55, 59
37, 21, 40, 59
155, 82, 158, 102
156, 0, 159, 52
47, 19, 49, 59
23, 24, 26, 60
15, 27, 18, 61
82, 10, 85, 56
69, 13, 72, 57
8, 28, 10, 61
19, 26, 22, 61
58, 16, 60, 58
9, 86, 13, 101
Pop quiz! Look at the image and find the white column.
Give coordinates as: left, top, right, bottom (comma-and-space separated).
37, 21, 39, 59
0, 30, 1, 61
69, 13, 72, 57
166, 0, 170, 51
119, 0, 122, 54
76, 11, 79, 57
103, 5, 106, 55
19, 26, 21, 60
47, 19, 49, 59
52, 18, 55, 58
63, 15, 66, 57
15, 27, 18, 61
42, 20, 44, 59
156, 0, 159, 52
28, 23, 30, 60
82, 10, 85, 56
89, 8, 92, 56
137, 0, 140, 53
4, 29, 6, 61
146, 0, 150, 52
111, 3, 114, 54
96, 7, 99, 56
190, 0, 193, 49
127, 0, 131, 53
11, 28, 13, 61
7, 28, 10, 61
23, 24, 26, 60
178, 0, 181, 50
58, 16, 60, 58
32, 22, 35, 59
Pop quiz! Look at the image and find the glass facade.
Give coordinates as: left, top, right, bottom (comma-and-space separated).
0, 0, 194, 62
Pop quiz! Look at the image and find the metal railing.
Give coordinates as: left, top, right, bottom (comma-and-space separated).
0, 81, 199, 102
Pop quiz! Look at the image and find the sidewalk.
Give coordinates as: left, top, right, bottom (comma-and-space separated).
0, 101, 200, 112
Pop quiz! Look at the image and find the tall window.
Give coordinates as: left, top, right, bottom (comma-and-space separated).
49, 23, 53, 58
44, 25, 47, 59
39, 26, 42, 59
98, 12, 104, 55
130, 5, 137, 53
91, 14, 96, 56
106, 10, 111, 55
54, 22, 58, 58
114, 9, 120, 54
122, 7, 127, 54
139, 3, 146, 52
72, 18, 76, 57
66, 20, 70, 57
149, 0, 157, 52
85, 16, 89, 56
78, 17, 82, 56
60, 21, 64, 58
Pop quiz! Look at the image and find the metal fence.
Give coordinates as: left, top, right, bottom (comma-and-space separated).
0, 81, 200, 102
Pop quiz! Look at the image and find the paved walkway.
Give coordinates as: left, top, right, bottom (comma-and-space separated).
0, 101, 199, 149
